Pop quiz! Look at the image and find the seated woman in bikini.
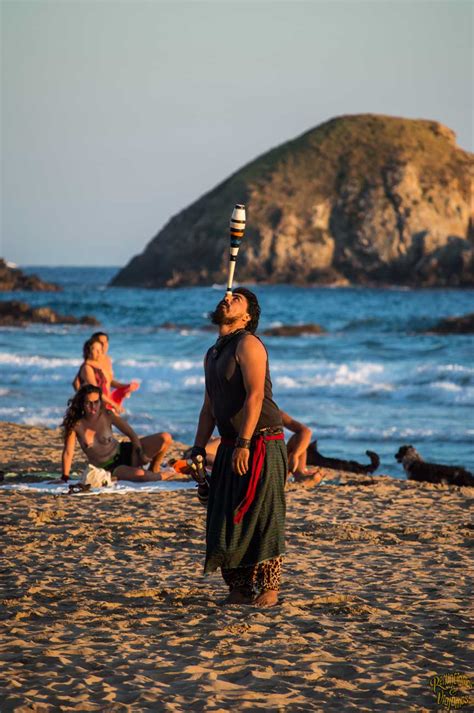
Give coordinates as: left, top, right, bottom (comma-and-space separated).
73, 337, 122, 413
61, 384, 173, 483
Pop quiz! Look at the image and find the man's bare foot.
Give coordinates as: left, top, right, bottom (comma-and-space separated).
224, 589, 253, 605
293, 469, 325, 488
253, 589, 279, 607
147, 469, 176, 480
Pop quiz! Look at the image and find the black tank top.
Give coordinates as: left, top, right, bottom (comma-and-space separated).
205, 330, 282, 439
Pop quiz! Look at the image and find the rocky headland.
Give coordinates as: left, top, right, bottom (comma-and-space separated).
0, 301, 99, 327
0, 259, 61, 292
111, 114, 473, 289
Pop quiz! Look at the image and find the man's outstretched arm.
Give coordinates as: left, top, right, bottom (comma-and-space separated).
193, 388, 216, 449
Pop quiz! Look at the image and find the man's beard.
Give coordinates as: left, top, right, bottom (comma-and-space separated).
210, 301, 238, 327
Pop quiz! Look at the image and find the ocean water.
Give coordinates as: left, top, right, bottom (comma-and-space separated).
1, 266, 473, 478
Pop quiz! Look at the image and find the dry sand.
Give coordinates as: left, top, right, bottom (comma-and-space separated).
1, 421, 473, 711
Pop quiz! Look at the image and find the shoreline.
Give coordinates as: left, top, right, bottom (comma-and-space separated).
1, 420, 472, 489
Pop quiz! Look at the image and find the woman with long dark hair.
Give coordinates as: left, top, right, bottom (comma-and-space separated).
61, 385, 172, 483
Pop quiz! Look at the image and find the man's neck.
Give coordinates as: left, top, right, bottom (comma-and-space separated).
218, 321, 247, 337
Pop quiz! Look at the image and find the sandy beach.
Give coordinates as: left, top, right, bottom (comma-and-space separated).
1, 421, 473, 711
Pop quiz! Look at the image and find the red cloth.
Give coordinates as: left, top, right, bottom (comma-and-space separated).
222, 433, 284, 525
110, 384, 133, 406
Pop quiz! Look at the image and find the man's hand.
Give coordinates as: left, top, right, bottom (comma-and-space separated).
232, 447, 250, 477
288, 451, 299, 474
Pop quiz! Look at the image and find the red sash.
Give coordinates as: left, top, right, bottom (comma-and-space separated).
222, 433, 284, 524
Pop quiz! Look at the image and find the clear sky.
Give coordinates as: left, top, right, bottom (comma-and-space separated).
1, 0, 472, 266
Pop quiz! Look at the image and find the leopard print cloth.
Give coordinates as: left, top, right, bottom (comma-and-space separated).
221, 556, 282, 597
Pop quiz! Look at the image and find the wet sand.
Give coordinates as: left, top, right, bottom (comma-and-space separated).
1, 421, 473, 711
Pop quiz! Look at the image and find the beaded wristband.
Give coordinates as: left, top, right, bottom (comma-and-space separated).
235, 437, 251, 449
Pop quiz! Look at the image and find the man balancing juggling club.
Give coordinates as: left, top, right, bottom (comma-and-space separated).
185, 205, 248, 500
191, 203, 287, 607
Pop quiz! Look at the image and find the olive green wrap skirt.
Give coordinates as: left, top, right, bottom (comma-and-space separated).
204, 439, 287, 574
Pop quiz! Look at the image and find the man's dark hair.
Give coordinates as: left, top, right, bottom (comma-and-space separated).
91, 331, 109, 341
233, 287, 260, 334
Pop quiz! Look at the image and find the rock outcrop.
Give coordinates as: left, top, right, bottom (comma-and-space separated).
429, 312, 474, 334
0, 301, 99, 327
0, 260, 61, 292
111, 114, 473, 289
262, 324, 325, 337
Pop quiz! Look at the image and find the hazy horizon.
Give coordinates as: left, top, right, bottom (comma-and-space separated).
2, 0, 472, 267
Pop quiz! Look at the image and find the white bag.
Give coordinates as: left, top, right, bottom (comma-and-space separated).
80, 464, 113, 488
